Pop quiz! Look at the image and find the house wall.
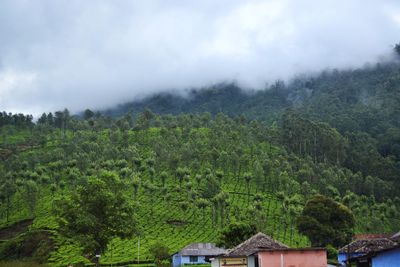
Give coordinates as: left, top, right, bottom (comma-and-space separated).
219, 257, 247, 267
211, 258, 220, 267
182, 255, 207, 265
213, 256, 256, 267
173, 255, 208, 266
372, 248, 400, 267
248, 255, 255, 267
173, 254, 182, 267
338, 252, 363, 266
258, 250, 327, 267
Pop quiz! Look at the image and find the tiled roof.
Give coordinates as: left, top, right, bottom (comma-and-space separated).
224, 232, 288, 257
178, 243, 226, 256
391, 231, 400, 242
339, 238, 397, 254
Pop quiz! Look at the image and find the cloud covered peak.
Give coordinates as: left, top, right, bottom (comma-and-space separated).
1, 0, 400, 114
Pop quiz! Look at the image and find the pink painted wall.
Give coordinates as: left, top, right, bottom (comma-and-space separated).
258, 250, 327, 267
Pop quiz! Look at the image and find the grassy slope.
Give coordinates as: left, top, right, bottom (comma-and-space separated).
1, 127, 310, 266
7, 171, 308, 266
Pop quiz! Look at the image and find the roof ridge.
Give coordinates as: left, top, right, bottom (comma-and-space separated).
225, 232, 288, 256
228, 232, 267, 252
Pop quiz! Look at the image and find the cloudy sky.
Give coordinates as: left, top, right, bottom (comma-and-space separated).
1, 0, 400, 115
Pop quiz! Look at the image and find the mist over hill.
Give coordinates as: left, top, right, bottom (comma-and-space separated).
99, 59, 400, 189
103, 60, 400, 134
1, 0, 400, 114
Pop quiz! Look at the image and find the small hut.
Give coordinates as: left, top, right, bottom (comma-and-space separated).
349, 245, 400, 267
172, 243, 226, 267
211, 232, 327, 267
211, 232, 288, 267
338, 238, 397, 266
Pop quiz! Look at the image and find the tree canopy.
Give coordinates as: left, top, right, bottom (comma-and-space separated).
217, 222, 257, 248
55, 171, 136, 256
297, 194, 355, 247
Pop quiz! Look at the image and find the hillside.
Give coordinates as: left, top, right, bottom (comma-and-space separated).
1, 110, 400, 266
102, 61, 400, 192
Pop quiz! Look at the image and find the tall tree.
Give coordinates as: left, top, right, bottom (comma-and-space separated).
55, 171, 137, 259
297, 194, 354, 247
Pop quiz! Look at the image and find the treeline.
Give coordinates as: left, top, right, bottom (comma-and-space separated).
0, 112, 33, 128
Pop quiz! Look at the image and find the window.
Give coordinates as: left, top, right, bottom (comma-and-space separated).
189, 256, 198, 262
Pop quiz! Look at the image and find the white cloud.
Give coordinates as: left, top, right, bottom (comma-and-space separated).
0, 0, 399, 115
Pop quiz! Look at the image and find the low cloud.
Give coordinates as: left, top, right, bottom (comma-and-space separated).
1, 0, 399, 115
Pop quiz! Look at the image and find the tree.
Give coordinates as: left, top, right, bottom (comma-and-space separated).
297, 194, 355, 247
159, 171, 168, 187
148, 242, 170, 267
201, 174, 220, 199
395, 42, 400, 56
215, 191, 229, 228
24, 180, 38, 216
216, 222, 257, 248
0, 180, 16, 222
243, 172, 252, 205
55, 171, 136, 259
196, 198, 209, 220
132, 175, 140, 200
37, 113, 48, 124
84, 109, 95, 120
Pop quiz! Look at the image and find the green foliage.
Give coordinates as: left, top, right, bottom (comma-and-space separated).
217, 222, 257, 248
148, 242, 170, 266
0, 112, 33, 128
54, 171, 136, 255
326, 244, 338, 260
201, 174, 220, 199
297, 195, 355, 247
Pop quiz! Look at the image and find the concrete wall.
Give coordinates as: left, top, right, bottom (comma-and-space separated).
258, 250, 327, 267
372, 247, 400, 267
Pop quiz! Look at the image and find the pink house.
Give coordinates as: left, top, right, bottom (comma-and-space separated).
257, 248, 327, 267
211, 233, 327, 267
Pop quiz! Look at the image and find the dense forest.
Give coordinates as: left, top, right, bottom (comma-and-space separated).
1, 61, 400, 266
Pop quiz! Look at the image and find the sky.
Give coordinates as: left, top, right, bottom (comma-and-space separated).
1, 0, 400, 115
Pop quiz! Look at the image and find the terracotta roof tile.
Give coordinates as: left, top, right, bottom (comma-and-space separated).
224, 232, 288, 257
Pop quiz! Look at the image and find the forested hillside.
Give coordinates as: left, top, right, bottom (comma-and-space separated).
104, 61, 400, 197
1, 104, 400, 265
